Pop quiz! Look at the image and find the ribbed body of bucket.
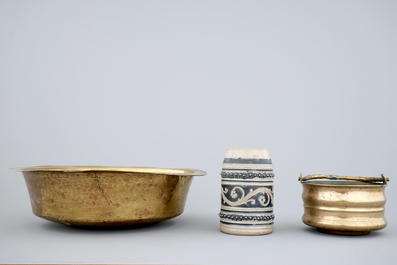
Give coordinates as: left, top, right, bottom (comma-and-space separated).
300, 175, 388, 235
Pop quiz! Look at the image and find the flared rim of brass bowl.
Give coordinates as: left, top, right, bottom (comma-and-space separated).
12, 165, 206, 227
11, 165, 207, 176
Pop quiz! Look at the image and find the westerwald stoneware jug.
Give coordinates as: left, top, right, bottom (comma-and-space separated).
219, 148, 275, 235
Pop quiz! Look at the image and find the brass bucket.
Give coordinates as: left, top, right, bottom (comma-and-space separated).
299, 174, 389, 235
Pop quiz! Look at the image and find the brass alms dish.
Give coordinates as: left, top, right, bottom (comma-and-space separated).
299, 174, 389, 235
12, 166, 206, 226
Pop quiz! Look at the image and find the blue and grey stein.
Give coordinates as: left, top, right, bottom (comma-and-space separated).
219, 148, 275, 235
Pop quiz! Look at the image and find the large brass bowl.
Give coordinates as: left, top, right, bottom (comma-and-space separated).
12, 166, 206, 226
299, 174, 389, 235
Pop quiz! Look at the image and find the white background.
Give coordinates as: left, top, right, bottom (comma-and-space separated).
1, 1, 396, 264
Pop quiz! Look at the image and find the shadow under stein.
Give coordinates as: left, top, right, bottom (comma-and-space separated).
219, 148, 275, 235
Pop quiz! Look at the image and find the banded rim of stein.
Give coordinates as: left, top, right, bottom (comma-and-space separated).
223, 148, 272, 168
220, 148, 275, 236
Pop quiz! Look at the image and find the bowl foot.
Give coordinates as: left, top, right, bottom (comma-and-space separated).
317, 228, 370, 236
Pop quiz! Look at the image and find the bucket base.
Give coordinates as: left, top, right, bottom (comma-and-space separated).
220, 223, 273, 236
317, 228, 370, 236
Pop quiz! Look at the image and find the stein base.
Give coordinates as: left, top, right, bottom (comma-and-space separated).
220, 223, 273, 236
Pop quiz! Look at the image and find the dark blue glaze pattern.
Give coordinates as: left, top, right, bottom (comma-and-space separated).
221, 184, 273, 208
219, 213, 275, 222
221, 171, 274, 179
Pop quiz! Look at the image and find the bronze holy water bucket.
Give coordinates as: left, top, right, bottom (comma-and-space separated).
299, 174, 389, 235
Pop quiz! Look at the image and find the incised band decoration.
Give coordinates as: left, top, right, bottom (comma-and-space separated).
219, 213, 275, 222
221, 171, 274, 179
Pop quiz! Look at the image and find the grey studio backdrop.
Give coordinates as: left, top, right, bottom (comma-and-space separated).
1, 1, 396, 264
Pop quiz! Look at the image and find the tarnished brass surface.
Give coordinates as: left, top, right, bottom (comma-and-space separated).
300, 174, 388, 235
14, 166, 206, 226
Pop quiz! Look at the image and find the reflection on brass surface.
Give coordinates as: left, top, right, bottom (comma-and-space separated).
12, 166, 206, 226
299, 174, 389, 235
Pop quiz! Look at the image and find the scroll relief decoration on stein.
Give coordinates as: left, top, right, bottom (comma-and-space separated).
219, 149, 275, 236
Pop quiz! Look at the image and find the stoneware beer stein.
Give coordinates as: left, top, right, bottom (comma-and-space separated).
219, 148, 275, 235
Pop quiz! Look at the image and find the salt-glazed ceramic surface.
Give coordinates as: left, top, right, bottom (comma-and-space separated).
219, 148, 275, 235
299, 174, 389, 235
12, 166, 206, 226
